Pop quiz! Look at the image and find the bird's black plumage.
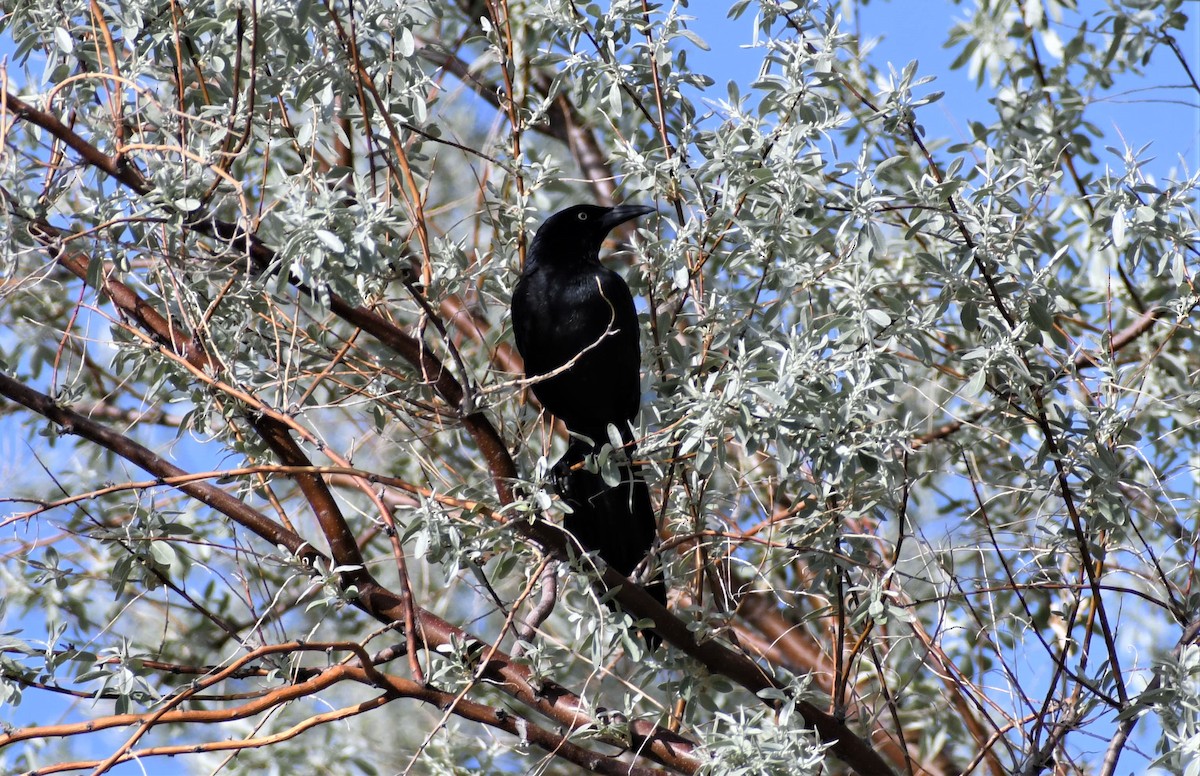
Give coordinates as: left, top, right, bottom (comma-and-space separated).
553, 459, 667, 644
511, 205, 651, 447
511, 204, 665, 648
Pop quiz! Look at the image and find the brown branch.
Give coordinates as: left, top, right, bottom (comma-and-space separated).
1, 642, 353, 747
0, 373, 305, 554
513, 559, 559, 654
351, 667, 672, 776
12, 642, 666, 775
25, 695, 393, 776
247, 414, 365, 570
20, 672, 666, 776
3, 91, 150, 194
0, 377, 704, 771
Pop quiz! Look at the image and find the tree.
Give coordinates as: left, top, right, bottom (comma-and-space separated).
1, 0, 1197, 773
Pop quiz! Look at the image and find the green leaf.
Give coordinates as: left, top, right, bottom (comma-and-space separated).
965, 369, 987, 396
54, 27, 73, 53
315, 229, 345, 253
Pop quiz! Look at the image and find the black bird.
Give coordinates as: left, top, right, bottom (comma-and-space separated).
511, 204, 666, 648
512, 205, 651, 449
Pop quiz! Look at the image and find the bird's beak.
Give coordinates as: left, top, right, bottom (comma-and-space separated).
602, 204, 657, 232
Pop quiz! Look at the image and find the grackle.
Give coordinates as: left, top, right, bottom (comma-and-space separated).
511, 204, 666, 648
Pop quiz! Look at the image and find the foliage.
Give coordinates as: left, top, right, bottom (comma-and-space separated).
0, 0, 1197, 774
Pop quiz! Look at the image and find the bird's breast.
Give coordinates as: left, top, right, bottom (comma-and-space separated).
515, 266, 635, 375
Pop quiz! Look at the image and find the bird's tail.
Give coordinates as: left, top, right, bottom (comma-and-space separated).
555, 448, 665, 650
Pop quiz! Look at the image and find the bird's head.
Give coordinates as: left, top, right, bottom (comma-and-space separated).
528, 204, 656, 264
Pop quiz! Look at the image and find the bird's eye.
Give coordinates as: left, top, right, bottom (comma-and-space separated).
577, 212, 588, 221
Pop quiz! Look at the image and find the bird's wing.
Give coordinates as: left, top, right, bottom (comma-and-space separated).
593, 268, 643, 429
